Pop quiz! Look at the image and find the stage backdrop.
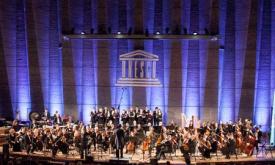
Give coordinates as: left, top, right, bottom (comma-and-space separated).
0, 0, 275, 135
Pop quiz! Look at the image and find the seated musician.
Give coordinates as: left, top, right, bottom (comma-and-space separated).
12, 120, 21, 132
32, 128, 43, 151
43, 128, 54, 150
198, 134, 211, 158
59, 135, 69, 155
126, 129, 137, 153
101, 131, 110, 152
8, 128, 21, 152
25, 129, 35, 154
156, 134, 172, 160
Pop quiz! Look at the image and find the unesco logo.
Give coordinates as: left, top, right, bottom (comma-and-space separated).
116, 50, 162, 87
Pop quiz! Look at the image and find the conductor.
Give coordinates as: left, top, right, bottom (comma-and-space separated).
115, 124, 125, 158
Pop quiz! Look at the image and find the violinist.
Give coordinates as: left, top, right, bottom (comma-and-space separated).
43, 128, 53, 150
100, 130, 110, 152
8, 128, 21, 152
33, 128, 43, 151
156, 133, 172, 160
198, 134, 211, 158
59, 135, 69, 155
52, 130, 62, 157
12, 120, 21, 132
179, 130, 191, 165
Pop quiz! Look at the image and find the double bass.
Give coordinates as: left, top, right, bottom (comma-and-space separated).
242, 134, 256, 156
126, 131, 136, 153
141, 136, 150, 152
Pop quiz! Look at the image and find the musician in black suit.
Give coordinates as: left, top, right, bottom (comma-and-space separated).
41, 109, 50, 121
153, 108, 157, 126
90, 110, 96, 126
81, 126, 90, 158
53, 111, 62, 125
25, 130, 35, 154
255, 126, 263, 153
115, 124, 125, 158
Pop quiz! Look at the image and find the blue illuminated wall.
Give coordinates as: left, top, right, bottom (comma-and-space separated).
0, 0, 274, 132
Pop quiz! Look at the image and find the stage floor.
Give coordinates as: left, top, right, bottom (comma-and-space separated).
2, 146, 275, 165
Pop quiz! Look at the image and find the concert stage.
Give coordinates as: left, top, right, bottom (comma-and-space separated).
1, 146, 274, 165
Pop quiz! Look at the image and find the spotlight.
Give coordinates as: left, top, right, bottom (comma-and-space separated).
211, 36, 218, 41
81, 31, 85, 35
156, 31, 160, 35
193, 32, 198, 35
117, 31, 121, 34
63, 36, 69, 40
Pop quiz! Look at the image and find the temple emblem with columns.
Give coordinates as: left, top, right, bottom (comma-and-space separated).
116, 50, 162, 87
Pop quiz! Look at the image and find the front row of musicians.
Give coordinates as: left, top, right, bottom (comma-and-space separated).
8, 116, 263, 162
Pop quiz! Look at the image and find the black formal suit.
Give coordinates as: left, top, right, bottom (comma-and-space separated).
41, 111, 50, 120
115, 127, 125, 158
25, 134, 35, 153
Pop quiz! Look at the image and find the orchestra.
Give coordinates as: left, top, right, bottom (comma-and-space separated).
7, 106, 266, 163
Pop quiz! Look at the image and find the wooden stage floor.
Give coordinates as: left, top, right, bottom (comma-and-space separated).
2, 146, 275, 165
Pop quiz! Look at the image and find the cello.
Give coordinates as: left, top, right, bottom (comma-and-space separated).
242, 134, 256, 156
